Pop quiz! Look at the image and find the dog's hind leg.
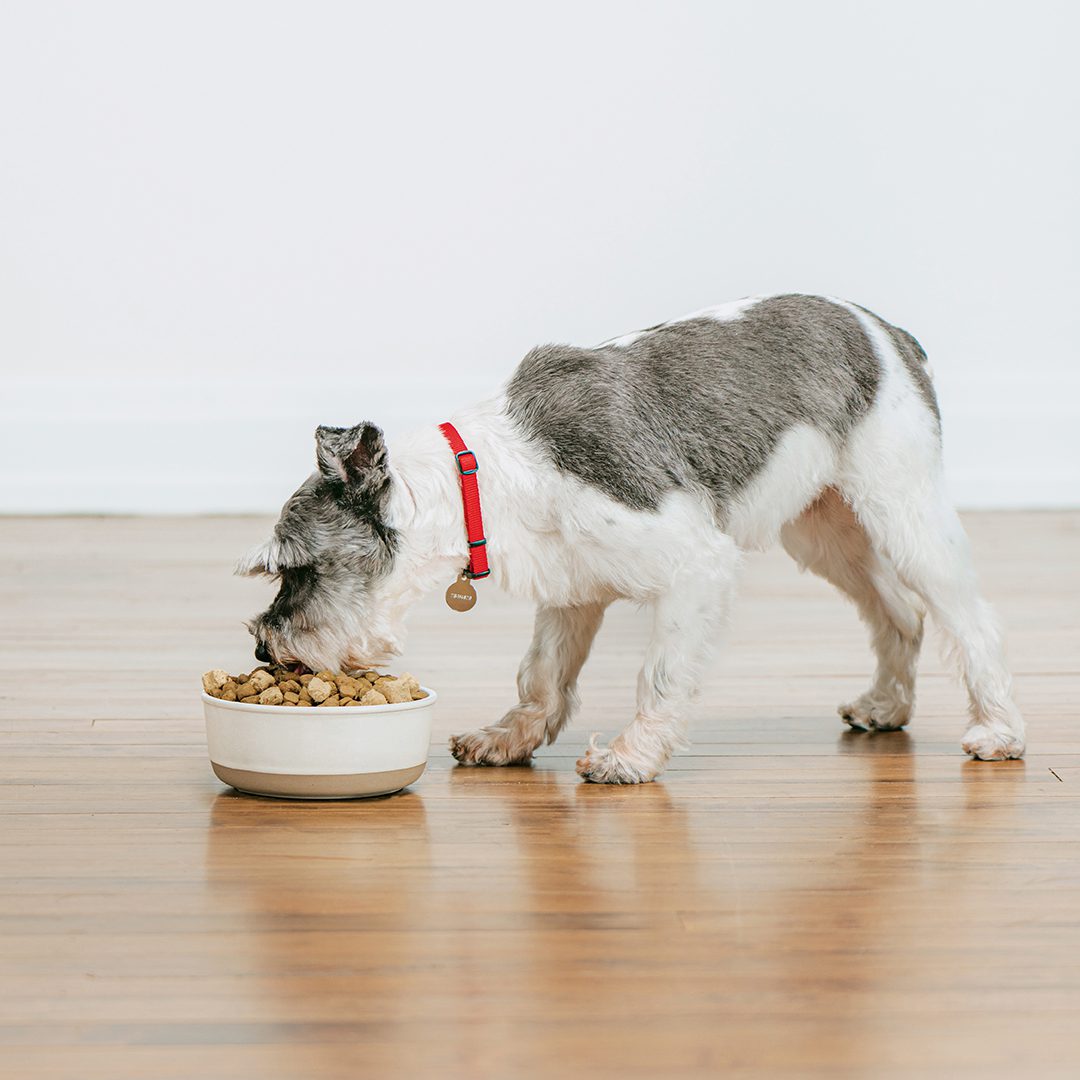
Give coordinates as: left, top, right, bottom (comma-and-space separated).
827, 301, 1024, 759
576, 536, 740, 784
449, 600, 608, 766
781, 487, 925, 732
845, 480, 1025, 760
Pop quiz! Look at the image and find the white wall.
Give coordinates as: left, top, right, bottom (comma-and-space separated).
1, 0, 1077, 513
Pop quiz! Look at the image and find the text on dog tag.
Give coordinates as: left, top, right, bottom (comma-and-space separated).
445, 574, 477, 612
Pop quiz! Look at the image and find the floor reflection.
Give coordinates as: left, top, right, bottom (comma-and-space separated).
199, 734, 1030, 1071
202, 788, 433, 1074
441, 735, 930, 1065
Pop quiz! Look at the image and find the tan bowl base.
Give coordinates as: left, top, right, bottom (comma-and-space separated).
211, 762, 426, 800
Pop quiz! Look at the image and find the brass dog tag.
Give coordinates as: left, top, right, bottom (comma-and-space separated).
445, 574, 477, 612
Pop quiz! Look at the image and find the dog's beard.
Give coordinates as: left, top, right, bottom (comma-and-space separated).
256, 602, 403, 673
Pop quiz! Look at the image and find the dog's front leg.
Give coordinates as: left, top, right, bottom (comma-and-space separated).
577, 548, 738, 784
450, 601, 608, 766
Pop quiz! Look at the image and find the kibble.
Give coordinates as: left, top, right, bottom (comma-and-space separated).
202, 669, 229, 694
249, 670, 275, 694
377, 679, 412, 704
307, 676, 333, 703
202, 666, 427, 708
336, 674, 363, 699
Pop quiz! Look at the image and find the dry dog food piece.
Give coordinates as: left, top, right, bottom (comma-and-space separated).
307, 676, 333, 703
336, 674, 364, 699
404, 675, 426, 700
249, 670, 275, 694
202, 669, 229, 694
376, 678, 412, 704
202, 666, 424, 708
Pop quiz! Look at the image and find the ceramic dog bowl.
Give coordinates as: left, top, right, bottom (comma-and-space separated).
202, 688, 436, 799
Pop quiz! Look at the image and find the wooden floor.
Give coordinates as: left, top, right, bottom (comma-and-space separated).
1, 513, 1078, 1079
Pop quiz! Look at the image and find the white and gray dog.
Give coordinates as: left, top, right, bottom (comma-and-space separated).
239, 294, 1025, 783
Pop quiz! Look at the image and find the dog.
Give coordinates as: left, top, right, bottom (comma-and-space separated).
238, 294, 1026, 783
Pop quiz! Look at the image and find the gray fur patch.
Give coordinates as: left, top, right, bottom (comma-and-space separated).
250, 475, 396, 630
505, 294, 886, 514
243, 424, 398, 660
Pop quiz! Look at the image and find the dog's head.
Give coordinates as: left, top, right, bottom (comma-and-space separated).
237, 423, 408, 671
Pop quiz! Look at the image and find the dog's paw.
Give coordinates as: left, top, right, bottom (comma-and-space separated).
449, 727, 534, 767
838, 692, 911, 732
961, 724, 1025, 761
575, 735, 658, 785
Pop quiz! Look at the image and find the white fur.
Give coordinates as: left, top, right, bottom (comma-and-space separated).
724, 423, 838, 551
371, 301, 1024, 782
386, 406, 725, 610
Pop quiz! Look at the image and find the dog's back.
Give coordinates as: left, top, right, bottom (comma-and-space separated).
504, 293, 938, 526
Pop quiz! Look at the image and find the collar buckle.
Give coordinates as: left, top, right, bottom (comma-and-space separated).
455, 449, 479, 476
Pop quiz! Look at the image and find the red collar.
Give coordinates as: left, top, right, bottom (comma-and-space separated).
438, 422, 490, 580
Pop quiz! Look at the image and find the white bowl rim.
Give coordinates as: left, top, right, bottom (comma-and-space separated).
201, 686, 437, 716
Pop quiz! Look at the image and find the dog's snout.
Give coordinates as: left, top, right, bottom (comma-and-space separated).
254, 640, 273, 664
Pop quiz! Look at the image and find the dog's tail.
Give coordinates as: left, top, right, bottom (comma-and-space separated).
881, 319, 939, 423
894, 326, 931, 372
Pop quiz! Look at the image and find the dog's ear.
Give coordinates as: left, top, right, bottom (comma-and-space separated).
235, 540, 273, 577
315, 423, 389, 492
234, 535, 308, 577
